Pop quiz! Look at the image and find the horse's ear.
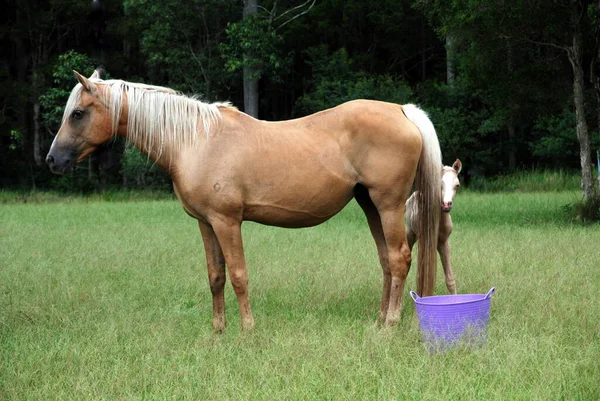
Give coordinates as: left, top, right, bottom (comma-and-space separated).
453, 159, 462, 174
73, 70, 98, 94
90, 67, 105, 80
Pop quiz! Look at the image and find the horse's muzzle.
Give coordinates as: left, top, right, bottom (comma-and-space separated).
441, 201, 453, 213
46, 151, 74, 174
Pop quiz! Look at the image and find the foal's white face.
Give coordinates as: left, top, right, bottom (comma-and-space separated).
441, 159, 462, 212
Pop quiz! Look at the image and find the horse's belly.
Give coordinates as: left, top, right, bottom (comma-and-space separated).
243, 186, 354, 228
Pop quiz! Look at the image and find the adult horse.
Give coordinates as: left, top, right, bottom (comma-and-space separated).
46, 70, 442, 331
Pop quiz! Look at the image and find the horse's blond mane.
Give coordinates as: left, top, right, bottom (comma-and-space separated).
63, 78, 233, 160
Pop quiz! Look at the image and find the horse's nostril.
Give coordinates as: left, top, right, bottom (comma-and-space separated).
46, 155, 55, 166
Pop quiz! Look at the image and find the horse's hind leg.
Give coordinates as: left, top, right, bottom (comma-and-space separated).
355, 186, 390, 327
357, 185, 412, 327
377, 207, 412, 326
198, 221, 227, 331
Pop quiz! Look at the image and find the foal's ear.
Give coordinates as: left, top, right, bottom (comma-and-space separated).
89, 67, 106, 80
452, 159, 462, 174
73, 70, 98, 94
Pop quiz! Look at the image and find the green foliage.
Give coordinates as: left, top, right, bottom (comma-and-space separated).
295, 47, 413, 115
220, 14, 292, 82
2, 0, 599, 194
8, 130, 24, 151
417, 0, 573, 170
38, 51, 97, 129
121, 147, 170, 190
418, 78, 503, 171
531, 108, 579, 165
123, 0, 239, 97
566, 194, 600, 223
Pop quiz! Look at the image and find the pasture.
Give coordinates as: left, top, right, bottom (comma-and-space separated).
1, 190, 599, 400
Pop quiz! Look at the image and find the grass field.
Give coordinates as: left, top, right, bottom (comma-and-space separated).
1, 190, 599, 400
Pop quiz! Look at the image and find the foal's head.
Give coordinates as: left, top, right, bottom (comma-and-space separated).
46, 70, 114, 174
441, 159, 462, 212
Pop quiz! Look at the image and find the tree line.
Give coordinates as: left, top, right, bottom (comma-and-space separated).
2, 0, 599, 198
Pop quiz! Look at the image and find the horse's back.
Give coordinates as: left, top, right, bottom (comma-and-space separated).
173, 100, 425, 226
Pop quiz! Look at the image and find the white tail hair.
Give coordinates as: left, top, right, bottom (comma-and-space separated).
402, 104, 442, 296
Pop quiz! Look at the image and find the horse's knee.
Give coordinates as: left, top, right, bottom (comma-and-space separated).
209, 273, 226, 295
388, 245, 411, 278
228, 269, 249, 293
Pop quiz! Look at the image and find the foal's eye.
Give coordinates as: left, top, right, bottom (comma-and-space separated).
71, 110, 84, 120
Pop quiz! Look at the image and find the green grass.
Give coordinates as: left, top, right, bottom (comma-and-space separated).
468, 169, 582, 192
1, 191, 599, 400
0, 189, 176, 204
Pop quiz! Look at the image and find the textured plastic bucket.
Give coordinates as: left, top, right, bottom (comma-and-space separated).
410, 288, 495, 353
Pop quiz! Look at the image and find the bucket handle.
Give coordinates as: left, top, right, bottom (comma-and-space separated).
409, 291, 420, 302
485, 287, 496, 299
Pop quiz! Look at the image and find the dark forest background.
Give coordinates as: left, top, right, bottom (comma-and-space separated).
2, 0, 599, 194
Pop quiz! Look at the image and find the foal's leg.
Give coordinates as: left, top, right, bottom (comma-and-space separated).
437, 238, 456, 294
438, 214, 456, 294
355, 189, 390, 327
198, 221, 227, 332
211, 218, 255, 330
406, 226, 417, 252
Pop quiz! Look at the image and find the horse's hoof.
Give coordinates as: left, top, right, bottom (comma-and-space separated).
384, 314, 401, 327
241, 318, 255, 331
212, 319, 226, 333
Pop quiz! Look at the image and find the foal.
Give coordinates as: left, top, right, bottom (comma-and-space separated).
406, 159, 462, 294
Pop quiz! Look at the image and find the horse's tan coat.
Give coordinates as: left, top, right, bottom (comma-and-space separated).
47, 71, 443, 331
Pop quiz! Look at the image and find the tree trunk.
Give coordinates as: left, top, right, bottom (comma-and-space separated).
33, 102, 43, 166
570, 2, 594, 200
506, 42, 517, 170
446, 35, 455, 84
508, 122, 516, 170
243, 0, 259, 118
421, 16, 427, 81
592, 0, 600, 190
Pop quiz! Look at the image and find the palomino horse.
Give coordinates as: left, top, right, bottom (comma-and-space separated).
46, 70, 442, 331
406, 159, 462, 294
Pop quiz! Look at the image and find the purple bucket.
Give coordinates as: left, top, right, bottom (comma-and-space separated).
410, 288, 495, 352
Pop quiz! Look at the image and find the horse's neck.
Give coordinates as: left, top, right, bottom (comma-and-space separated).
113, 86, 213, 173
116, 116, 185, 173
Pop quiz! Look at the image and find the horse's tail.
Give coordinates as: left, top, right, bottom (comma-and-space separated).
402, 104, 442, 296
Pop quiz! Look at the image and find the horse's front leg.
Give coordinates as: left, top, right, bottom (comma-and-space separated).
211, 217, 255, 330
198, 221, 227, 332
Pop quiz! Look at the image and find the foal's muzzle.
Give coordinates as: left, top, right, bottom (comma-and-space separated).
46, 150, 74, 174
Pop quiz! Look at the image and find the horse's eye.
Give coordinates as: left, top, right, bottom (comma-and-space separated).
71, 110, 84, 120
